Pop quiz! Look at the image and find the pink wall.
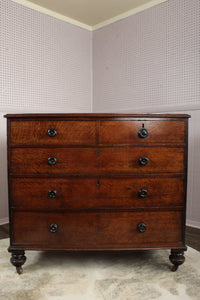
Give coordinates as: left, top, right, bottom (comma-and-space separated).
93, 0, 200, 113
0, 0, 92, 224
0, 0, 92, 113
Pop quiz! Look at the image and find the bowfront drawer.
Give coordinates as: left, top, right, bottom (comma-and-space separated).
11, 177, 185, 209
10, 120, 96, 145
10, 147, 185, 175
100, 120, 185, 144
12, 211, 183, 248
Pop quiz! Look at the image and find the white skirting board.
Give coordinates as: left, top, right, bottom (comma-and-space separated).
186, 220, 200, 230
0, 218, 9, 226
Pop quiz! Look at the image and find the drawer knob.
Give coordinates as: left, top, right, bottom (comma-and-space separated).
48, 128, 57, 137
137, 223, 147, 233
139, 188, 148, 198
48, 157, 57, 165
48, 190, 57, 199
138, 128, 149, 138
139, 156, 149, 166
49, 224, 58, 233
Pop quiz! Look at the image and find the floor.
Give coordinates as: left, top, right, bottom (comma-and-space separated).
0, 223, 200, 251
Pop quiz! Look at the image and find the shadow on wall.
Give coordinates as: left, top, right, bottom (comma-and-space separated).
0, 114, 9, 224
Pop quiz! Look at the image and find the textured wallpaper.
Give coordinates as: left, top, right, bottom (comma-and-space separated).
0, 0, 92, 113
93, 0, 200, 112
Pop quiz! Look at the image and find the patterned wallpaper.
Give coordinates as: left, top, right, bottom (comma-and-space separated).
93, 0, 200, 112
0, 0, 92, 113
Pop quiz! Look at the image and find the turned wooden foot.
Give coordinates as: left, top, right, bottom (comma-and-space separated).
169, 249, 185, 272
10, 251, 26, 274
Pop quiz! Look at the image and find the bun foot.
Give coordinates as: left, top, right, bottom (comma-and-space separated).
171, 264, 178, 272
169, 249, 185, 272
16, 266, 23, 274
10, 250, 26, 275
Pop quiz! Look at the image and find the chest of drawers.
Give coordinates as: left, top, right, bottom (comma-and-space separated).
5, 113, 190, 274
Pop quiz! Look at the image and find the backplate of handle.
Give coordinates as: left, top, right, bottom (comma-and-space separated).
48, 190, 57, 199
48, 128, 57, 137
139, 188, 148, 198
139, 156, 149, 166
48, 157, 57, 165
49, 224, 58, 233
137, 223, 147, 233
138, 128, 149, 138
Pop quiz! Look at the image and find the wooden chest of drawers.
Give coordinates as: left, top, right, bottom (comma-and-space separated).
5, 113, 190, 274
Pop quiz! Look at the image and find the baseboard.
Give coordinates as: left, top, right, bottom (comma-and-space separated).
0, 218, 9, 226
186, 220, 200, 230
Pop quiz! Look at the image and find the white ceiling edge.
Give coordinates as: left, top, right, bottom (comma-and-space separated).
93, 0, 168, 30
10, 0, 93, 31
11, 0, 168, 31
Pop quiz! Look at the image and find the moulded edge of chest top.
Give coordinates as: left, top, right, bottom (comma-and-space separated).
3, 113, 191, 120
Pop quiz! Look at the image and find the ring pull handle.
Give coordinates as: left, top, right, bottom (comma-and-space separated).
48, 157, 57, 165
138, 128, 149, 138
138, 188, 148, 198
139, 156, 149, 166
48, 190, 57, 199
49, 224, 58, 233
48, 128, 57, 137
137, 223, 147, 233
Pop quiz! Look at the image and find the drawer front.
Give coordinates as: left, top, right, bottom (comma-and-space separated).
11, 177, 185, 209
100, 120, 185, 144
10, 148, 99, 175
10, 147, 184, 175
12, 211, 183, 248
99, 147, 184, 174
10, 120, 96, 145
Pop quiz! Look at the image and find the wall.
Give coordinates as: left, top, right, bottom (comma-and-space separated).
0, 0, 92, 224
93, 0, 200, 113
93, 0, 200, 228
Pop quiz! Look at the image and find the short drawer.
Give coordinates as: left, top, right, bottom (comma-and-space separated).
100, 120, 186, 144
11, 177, 185, 209
10, 147, 184, 175
10, 120, 96, 145
12, 211, 184, 249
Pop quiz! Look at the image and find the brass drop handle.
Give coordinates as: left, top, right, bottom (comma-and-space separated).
137, 223, 147, 233
48, 128, 57, 137
49, 224, 58, 233
139, 156, 149, 166
138, 128, 149, 138
48, 157, 57, 165
48, 190, 57, 199
139, 188, 148, 198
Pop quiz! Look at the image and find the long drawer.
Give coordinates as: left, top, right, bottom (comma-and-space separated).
11, 177, 185, 209
10, 147, 185, 175
10, 120, 97, 145
12, 211, 184, 249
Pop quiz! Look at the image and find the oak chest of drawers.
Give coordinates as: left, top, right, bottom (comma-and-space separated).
5, 113, 190, 274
